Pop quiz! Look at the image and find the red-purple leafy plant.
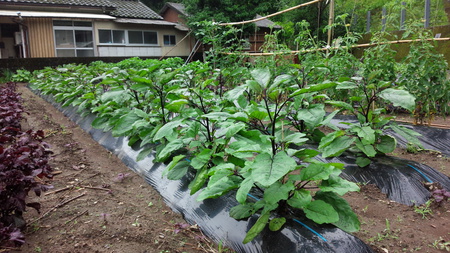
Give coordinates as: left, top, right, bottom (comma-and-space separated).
0, 83, 53, 248
0, 82, 25, 143
431, 189, 450, 206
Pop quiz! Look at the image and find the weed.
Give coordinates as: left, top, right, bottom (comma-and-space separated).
368, 219, 398, 242
429, 237, 450, 251
132, 218, 141, 227
413, 200, 433, 219
34, 246, 42, 252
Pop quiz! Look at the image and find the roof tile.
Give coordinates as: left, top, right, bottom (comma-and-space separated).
0, 0, 116, 7
0, 0, 163, 19
110, 0, 162, 19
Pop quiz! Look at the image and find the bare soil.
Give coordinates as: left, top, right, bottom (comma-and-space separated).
13, 84, 450, 253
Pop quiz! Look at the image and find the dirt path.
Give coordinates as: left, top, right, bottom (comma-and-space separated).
15, 83, 450, 253
17, 84, 216, 253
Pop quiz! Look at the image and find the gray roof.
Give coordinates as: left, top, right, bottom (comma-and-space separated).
0, 0, 163, 19
159, 2, 187, 16
0, 0, 116, 7
110, 0, 162, 19
255, 14, 281, 29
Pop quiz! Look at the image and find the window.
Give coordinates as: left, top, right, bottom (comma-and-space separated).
53, 20, 94, 57
163, 35, 176, 46
128, 31, 157, 45
99, 29, 125, 44
99, 29, 157, 45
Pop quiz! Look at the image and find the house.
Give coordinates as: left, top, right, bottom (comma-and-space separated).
249, 14, 282, 52
0, 0, 193, 59
159, 2, 197, 60
159, 2, 281, 54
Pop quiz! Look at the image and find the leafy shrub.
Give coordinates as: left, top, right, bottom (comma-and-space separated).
398, 27, 450, 124
11, 70, 33, 83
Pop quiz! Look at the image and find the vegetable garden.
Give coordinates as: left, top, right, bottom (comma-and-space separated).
2, 20, 450, 252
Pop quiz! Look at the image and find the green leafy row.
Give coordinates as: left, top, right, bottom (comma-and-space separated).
26, 54, 423, 243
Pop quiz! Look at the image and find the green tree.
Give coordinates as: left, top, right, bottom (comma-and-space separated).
182, 0, 277, 31
336, 0, 448, 33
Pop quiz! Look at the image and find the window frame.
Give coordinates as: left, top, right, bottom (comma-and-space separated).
98, 29, 159, 46
98, 29, 126, 44
163, 34, 176, 46
53, 20, 94, 57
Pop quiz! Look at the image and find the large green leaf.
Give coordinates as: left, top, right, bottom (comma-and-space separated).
251, 151, 297, 187
190, 149, 212, 170
230, 204, 255, 220
286, 189, 312, 209
165, 99, 188, 112
225, 85, 247, 102
91, 115, 110, 130
325, 101, 354, 111
291, 81, 338, 97
234, 130, 272, 154
136, 147, 153, 162
207, 163, 235, 185
263, 181, 294, 205
156, 139, 184, 161
304, 200, 339, 224
251, 68, 271, 89
166, 161, 190, 180
189, 166, 209, 195
162, 155, 186, 177
379, 88, 416, 112
376, 134, 397, 154
111, 111, 141, 137
243, 212, 270, 244
336, 81, 358, 89
356, 157, 371, 167
300, 163, 340, 181
320, 136, 355, 158
153, 120, 183, 141
318, 130, 345, 149
354, 139, 377, 157
389, 124, 423, 148
236, 177, 255, 204
319, 175, 360, 195
351, 126, 376, 145
197, 176, 240, 201
282, 132, 308, 146
202, 112, 232, 121
101, 90, 130, 103
315, 191, 360, 232
296, 104, 326, 129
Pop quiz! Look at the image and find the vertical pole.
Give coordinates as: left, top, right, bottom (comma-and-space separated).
400, 2, 406, 30
424, 0, 431, 28
382, 7, 387, 32
366, 11, 371, 33
327, 0, 335, 48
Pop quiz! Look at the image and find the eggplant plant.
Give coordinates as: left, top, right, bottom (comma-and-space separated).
323, 76, 421, 167
192, 68, 360, 243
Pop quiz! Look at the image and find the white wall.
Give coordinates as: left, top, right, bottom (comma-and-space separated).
97, 46, 161, 57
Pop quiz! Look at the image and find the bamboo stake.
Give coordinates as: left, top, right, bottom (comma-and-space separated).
221, 37, 450, 56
